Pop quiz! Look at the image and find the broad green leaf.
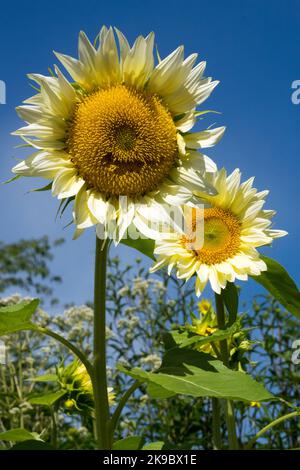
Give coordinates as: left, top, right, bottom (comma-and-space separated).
221, 282, 239, 323
0, 428, 42, 442
9, 440, 54, 450
147, 382, 175, 399
142, 441, 165, 450
252, 256, 300, 319
178, 321, 241, 349
29, 390, 67, 406
118, 348, 273, 402
0, 299, 39, 336
164, 330, 189, 349
112, 436, 144, 450
121, 236, 155, 260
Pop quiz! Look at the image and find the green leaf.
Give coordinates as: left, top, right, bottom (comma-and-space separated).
0, 299, 39, 336
142, 441, 165, 450
55, 196, 74, 220
194, 109, 222, 117
118, 348, 273, 402
221, 282, 239, 324
28, 182, 53, 193
164, 330, 189, 348
0, 428, 42, 442
29, 390, 67, 406
252, 256, 300, 319
121, 236, 155, 260
9, 440, 54, 450
2, 175, 22, 185
112, 436, 144, 450
178, 321, 241, 349
28, 374, 58, 383
147, 382, 176, 399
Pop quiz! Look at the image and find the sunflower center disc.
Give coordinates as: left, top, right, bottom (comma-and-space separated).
67, 84, 178, 197
184, 207, 241, 264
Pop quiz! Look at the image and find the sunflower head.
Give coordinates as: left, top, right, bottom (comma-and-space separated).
67, 84, 178, 198
198, 299, 212, 315
11, 26, 224, 242
151, 168, 287, 296
186, 306, 217, 355
58, 359, 115, 413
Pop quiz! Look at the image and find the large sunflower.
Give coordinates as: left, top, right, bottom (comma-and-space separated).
150, 168, 287, 295
12, 26, 224, 241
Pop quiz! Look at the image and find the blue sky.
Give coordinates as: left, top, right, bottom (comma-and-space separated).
0, 0, 299, 309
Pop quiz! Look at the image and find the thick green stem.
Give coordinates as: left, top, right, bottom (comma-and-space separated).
92, 237, 110, 450
215, 293, 238, 450
212, 397, 222, 450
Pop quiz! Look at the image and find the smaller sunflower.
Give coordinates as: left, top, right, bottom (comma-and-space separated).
150, 168, 287, 296
58, 359, 115, 413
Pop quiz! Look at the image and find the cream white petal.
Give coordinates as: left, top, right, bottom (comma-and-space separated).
20, 137, 66, 151
94, 26, 121, 86
149, 258, 169, 273
184, 126, 226, 149
197, 264, 210, 283
115, 28, 130, 63
182, 151, 217, 174
175, 111, 196, 132
173, 167, 217, 196
122, 33, 154, 88
114, 199, 135, 243
133, 212, 166, 241
265, 229, 288, 239
12, 151, 72, 178
87, 190, 108, 224
74, 186, 98, 229
208, 266, 222, 294
159, 180, 192, 205
13, 122, 65, 140
52, 168, 85, 199
15, 105, 44, 123
78, 30, 97, 70
195, 276, 208, 297
148, 46, 185, 95
54, 51, 88, 87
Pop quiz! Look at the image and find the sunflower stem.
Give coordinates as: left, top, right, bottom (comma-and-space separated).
215, 293, 238, 450
212, 397, 222, 449
92, 236, 110, 450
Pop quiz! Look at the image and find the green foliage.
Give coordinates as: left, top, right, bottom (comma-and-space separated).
29, 390, 67, 407
112, 436, 144, 450
119, 348, 273, 402
0, 428, 42, 442
173, 321, 241, 349
252, 256, 300, 319
9, 440, 55, 450
121, 236, 155, 260
221, 282, 239, 323
142, 441, 165, 450
0, 299, 39, 335
0, 243, 299, 450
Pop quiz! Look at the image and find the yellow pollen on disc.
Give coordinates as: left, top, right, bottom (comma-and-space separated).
66, 84, 178, 197
183, 207, 241, 265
